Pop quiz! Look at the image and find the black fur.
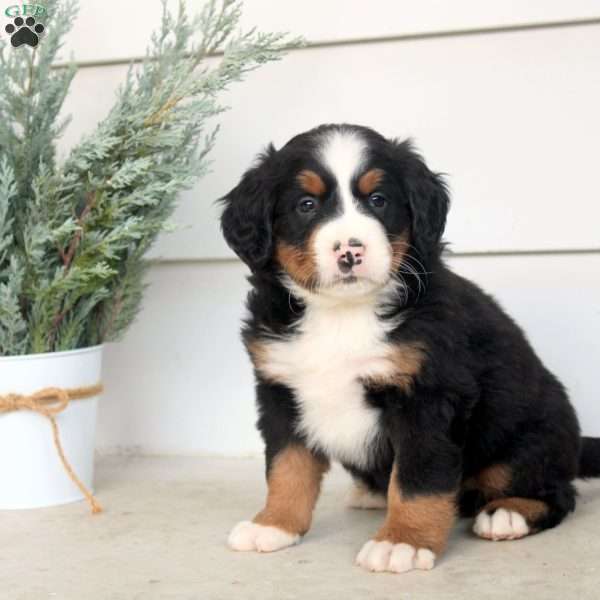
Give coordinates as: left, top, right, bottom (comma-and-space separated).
389, 139, 450, 265
221, 123, 600, 538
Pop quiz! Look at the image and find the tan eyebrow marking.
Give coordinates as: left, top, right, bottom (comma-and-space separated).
358, 168, 384, 195
297, 170, 326, 196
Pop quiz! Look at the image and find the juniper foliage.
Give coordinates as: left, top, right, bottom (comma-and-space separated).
0, 0, 298, 355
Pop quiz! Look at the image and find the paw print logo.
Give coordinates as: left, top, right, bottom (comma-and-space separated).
5, 16, 45, 48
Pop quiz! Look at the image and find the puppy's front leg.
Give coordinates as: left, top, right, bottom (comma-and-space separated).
356, 464, 456, 573
356, 425, 460, 573
228, 444, 329, 553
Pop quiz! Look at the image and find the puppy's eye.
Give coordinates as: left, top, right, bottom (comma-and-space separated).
298, 197, 318, 214
368, 193, 387, 209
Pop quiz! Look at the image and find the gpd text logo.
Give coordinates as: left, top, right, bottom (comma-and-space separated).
5, 3, 46, 17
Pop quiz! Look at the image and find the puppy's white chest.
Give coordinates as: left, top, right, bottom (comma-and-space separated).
259, 303, 395, 467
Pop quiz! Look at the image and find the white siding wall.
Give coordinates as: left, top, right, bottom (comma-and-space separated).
48, 1, 600, 454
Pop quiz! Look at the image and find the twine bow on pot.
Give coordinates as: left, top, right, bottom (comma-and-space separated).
0, 384, 104, 514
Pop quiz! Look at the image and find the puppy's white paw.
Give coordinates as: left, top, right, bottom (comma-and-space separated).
355, 540, 436, 573
227, 520, 300, 553
473, 508, 530, 541
346, 482, 387, 510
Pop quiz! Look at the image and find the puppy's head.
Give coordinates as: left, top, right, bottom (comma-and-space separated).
221, 124, 449, 301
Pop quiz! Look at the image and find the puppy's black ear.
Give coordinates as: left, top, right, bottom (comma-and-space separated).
220, 145, 278, 271
394, 140, 450, 262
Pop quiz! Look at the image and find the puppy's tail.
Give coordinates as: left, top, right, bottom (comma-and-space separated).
578, 437, 600, 478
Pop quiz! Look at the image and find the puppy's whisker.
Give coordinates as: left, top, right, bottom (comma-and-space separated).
401, 262, 424, 300
401, 252, 428, 274
288, 291, 301, 315
389, 271, 409, 305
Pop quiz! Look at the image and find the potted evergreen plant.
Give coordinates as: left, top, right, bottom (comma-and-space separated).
0, 0, 297, 512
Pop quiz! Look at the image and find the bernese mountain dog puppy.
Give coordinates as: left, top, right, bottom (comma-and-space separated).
220, 123, 600, 574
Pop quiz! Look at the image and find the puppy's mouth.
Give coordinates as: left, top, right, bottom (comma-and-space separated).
329, 272, 365, 285
324, 273, 388, 293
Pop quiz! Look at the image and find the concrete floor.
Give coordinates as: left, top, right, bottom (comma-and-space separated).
2, 456, 600, 600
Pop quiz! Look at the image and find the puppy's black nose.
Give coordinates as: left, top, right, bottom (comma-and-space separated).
338, 251, 355, 274
334, 239, 365, 273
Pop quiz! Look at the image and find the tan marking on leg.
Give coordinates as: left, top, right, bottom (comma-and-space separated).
358, 168, 384, 196
361, 342, 427, 394
484, 497, 548, 526
254, 445, 329, 536
297, 170, 326, 196
374, 464, 456, 554
475, 464, 512, 500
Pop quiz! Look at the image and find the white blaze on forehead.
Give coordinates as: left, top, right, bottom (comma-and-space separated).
320, 130, 366, 213
312, 130, 392, 296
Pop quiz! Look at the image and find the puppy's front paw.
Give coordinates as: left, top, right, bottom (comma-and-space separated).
355, 540, 436, 573
227, 521, 300, 553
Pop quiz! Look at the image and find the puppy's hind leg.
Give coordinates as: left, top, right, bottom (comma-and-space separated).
473, 484, 576, 541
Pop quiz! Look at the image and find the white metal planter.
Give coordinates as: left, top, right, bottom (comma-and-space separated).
0, 345, 103, 511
